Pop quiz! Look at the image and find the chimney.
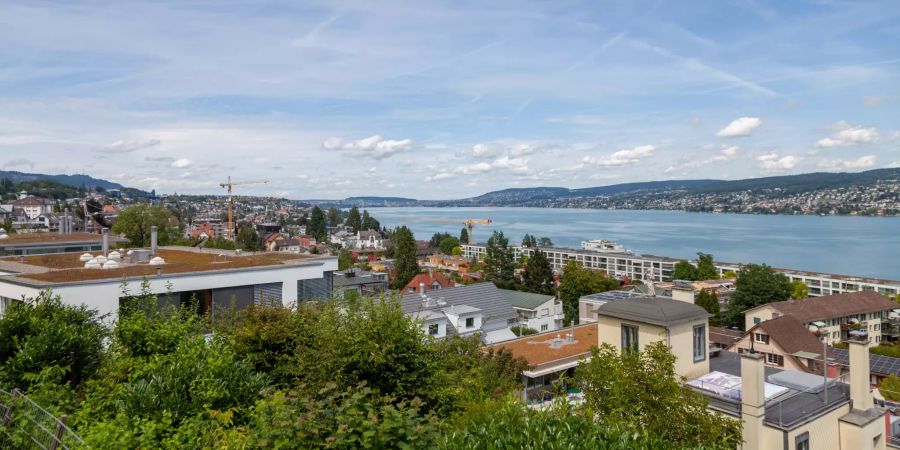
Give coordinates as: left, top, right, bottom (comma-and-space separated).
419, 282, 426, 296
740, 351, 766, 450
848, 336, 873, 410
101, 228, 109, 257
151, 225, 158, 254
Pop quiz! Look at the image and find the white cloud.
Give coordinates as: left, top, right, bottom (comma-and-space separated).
888, 161, 900, 168
582, 145, 655, 167
454, 161, 494, 174
97, 139, 161, 153
323, 135, 413, 160
815, 121, 879, 148
818, 155, 876, 169
716, 117, 762, 137
491, 155, 529, 172
757, 152, 798, 170
425, 172, 454, 182
171, 158, 192, 168
3, 158, 35, 169
711, 145, 739, 162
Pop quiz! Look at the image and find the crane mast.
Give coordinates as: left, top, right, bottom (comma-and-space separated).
219, 176, 270, 240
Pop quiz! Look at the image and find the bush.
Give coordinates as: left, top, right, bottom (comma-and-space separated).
510, 325, 538, 336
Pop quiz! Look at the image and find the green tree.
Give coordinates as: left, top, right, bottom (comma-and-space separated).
578, 342, 742, 448
0, 290, 108, 391
726, 264, 792, 328
112, 204, 176, 247
695, 289, 721, 325
722, 270, 737, 279
338, 249, 354, 271
236, 221, 260, 251
557, 260, 619, 324
521, 234, 537, 248
1, 217, 14, 234
791, 280, 809, 300
672, 260, 698, 281
459, 227, 469, 245
879, 375, 900, 402
438, 236, 460, 255
430, 232, 453, 248
537, 236, 553, 247
696, 252, 718, 280
484, 231, 516, 290
346, 206, 362, 232
451, 246, 463, 257
326, 207, 341, 227
362, 210, 380, 230
308, 206, 327, 242
522, 249, 555, 295
391, 226, 419, 289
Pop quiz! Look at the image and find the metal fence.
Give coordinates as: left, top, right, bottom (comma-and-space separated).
0, 388, 86, 450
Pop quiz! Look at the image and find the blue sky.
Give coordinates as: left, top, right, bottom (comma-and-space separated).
0, 0, 898, 199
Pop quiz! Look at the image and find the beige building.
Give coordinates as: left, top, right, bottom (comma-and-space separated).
744, 291, 896, 347
595, 296, 711, 379
729, 315, 827, 374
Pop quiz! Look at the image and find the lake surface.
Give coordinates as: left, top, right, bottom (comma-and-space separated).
369, 207, 900, 281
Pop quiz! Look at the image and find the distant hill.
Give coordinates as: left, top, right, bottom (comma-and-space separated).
343, 196, 420, 206
0, 170, 128, 191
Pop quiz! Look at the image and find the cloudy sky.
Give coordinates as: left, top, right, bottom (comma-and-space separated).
1, 0, 899, 199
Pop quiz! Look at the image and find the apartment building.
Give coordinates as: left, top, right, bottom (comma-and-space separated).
499, 289, 564, 333
462, 243, 676, 282
0, 229, 336, 317
744, 291, 897, 346
716, 262, 900, 299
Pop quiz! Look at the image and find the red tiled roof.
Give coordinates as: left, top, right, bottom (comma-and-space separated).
405, 271, 455, 292
759, 291, 896, 323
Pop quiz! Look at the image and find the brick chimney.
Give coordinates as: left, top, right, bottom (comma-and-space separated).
741, 351, 766, 450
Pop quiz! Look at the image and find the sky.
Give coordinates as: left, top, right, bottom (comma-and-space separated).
1, 0, 899, 200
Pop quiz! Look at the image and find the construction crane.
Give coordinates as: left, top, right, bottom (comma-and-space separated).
219, 176, 270, 240
429, 218, 492, 244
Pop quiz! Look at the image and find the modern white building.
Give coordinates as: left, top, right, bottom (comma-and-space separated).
715, 262, 900, 299
499, 289, 564, 333
0, 233, 337, 318
400, 282, 519, 344
462, 243, 676, 282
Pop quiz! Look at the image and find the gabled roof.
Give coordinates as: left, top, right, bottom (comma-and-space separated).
405, 272, 454, 290
749, 315, 824, 356
400, 282, 517, 326
499, 289, 555, 310
709, 326, 743, 346
358, 230, 380, 239
595, 296, 710, 327
751, 291, 896, 323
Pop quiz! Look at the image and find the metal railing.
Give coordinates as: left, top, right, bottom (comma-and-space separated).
0, 388, 86, 450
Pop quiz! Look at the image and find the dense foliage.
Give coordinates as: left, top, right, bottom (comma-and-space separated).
695, 289, 721, 326
346, 206, 362, 232
484, 231, 516, 290
672, 253, 718, 281
307, 206, 327, 242
521, 249, 555, 295
791, 280, 809, 299
558, 260, 619, 324
725, 263, 792, 328
111, 204, 177, 247
391, 226, 419, 289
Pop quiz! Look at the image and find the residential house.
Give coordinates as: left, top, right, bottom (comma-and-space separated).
332, 269, 389, 299
404, 271, 455, 294
728, 315, 829, 374
400, 282, 518, 344
709, 326, 742, 356
744, 291, 897, 347
595, 296, 711, 379
490, 324, 596, 404
191, 223, 218, 240
10, 196, 52, 220
499, 289, 564, 333
578, 290, 648, 324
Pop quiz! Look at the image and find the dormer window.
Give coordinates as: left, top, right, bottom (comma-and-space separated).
465, 317, 474, 328
428, 323, 439, 335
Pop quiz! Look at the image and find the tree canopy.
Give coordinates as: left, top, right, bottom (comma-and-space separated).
111, 204, 176, 247
695, 289, 721, 326
235, 221, 260, 251
521, 249, 555, 295
557, 260, 619, 324
346, 206, 362, 232
391, 226, 419, 289
484, 231, 516, 290
791, 280, 809, 300
307, 206, 327, 242
725, 263, 792, 328
459, 227, 469, 245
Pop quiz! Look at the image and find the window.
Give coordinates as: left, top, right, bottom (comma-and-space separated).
541, 324, 549, 332
465, 317, 474, 328
428, 323, 439, 336
833, 331, 839, 339
753, 317, 761, 325
407, 287, 415, 293
795, 432, 809, 450
766, 353, 784, 367
621, 324, 639, 353
754, 333, 769, 344
693, 325, 706, 362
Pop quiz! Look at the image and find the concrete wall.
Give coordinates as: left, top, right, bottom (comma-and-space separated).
596, 315, 709, 379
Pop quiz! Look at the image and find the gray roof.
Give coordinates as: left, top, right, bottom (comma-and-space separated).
595, 296, 710, 327
499, 289, 555, 310
332, 270, 386, 287
443, 304, 481, 315
410, 310, 446, 322
400, 282, 518, 324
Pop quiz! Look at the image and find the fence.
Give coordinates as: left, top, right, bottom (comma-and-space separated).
0, 388, 86, 450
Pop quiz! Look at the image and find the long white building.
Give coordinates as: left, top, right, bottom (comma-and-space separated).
462, 243, 900, 298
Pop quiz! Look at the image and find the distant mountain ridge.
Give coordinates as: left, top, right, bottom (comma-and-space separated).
0, 170, 128, 191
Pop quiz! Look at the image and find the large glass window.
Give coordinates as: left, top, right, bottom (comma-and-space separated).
621, 324, 639, 353
693, 325, 706, 362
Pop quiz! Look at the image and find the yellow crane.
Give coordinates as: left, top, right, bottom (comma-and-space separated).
429, 218, 492, 244
219, 176, 270, 240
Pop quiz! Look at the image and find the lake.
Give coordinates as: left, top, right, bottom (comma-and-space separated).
369, 207, 900, 281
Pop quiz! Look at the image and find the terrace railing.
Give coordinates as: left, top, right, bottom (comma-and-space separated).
0, 388, 86, 450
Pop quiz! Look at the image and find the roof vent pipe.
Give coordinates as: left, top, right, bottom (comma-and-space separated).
151, 226, 158, 255
419, 282, 426, 296
102, 228, 109, 257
